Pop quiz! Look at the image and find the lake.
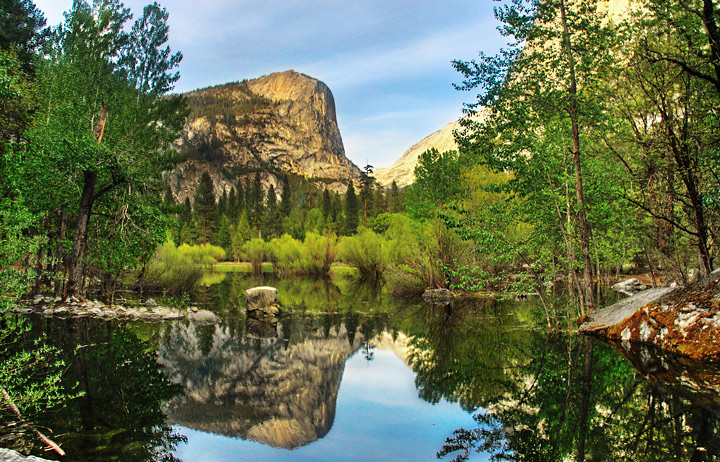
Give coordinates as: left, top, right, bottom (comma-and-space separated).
12, 274, 720, 461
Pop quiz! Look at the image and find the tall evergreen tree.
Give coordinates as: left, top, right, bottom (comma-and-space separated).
321, 188, 332, 219
227, 187, 237, 220
280, 175, 292, 217
216, 214, 232, 254
194, 172, 217, 244
0, 0, 47, 72
179, 197, 192, 225
249, 172, 264, 227
344, 181, 359, 235
217, 189, 228, 217
264, 184, 282, 237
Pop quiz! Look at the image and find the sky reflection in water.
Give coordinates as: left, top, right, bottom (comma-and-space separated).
173, 348, 484, 462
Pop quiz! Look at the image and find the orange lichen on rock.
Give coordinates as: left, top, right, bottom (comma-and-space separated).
580, 270, 720, 361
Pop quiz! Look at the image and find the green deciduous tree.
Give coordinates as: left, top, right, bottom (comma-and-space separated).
454, 0, 620, 312
406, 148, 462, 220
16, 0, 187, 298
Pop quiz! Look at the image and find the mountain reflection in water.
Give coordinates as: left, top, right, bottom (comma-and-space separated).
11, 275, 720, 461
158, 319, 356, 449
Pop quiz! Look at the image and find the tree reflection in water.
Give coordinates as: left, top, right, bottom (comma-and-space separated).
12, 276, 720, 461
408, 302, 720, 461
30, 317, 185, 462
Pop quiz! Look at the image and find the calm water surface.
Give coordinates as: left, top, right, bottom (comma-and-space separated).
14, 274, 720, 461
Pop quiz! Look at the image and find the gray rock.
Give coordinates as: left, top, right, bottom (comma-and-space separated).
188, 309, 220, 325
246, 287, 279, 313
88, 307, 103, 316
0, 448, 52, 462
422, 288, 455, 304
579, 286, 678, 333
612, 278, 648, 296
145, 298, 158, 307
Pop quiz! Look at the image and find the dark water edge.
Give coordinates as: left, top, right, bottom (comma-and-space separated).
4, 275, 720, 461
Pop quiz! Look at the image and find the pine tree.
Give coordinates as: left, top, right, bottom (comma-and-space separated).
194, 172, 217, 244
179, 197, 192, 224
344, 181, 359, 235
217, 214, 232, 253
217, 189, 228, 217
389, 181, 400, 213
322, 188, 331, 219
266, 184, 277, 211
231, 211, 252, 261
227, 187, 237, 220
249, 172, 264, 227
264, 184, 283, 238
179, 218, 199, 244
280, 175, 292, 217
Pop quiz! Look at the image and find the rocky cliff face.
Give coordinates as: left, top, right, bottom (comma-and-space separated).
157, 321, 361, 449
373, 120, 461, 188
167, 70, 361, 202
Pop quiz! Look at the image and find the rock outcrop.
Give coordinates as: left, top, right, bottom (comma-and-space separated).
167, 70, 362, 202
10, 296, 213, 323
611, 277, 648, 296
373, 120, 461, 188
245, 286, 280, 319
580, 270, 720, 361
0, 449, 51, 462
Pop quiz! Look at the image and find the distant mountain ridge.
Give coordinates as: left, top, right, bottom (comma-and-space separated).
373, 120, 461, 187
166, 70, 362, 202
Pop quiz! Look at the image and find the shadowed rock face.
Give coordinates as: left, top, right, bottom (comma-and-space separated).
157, 321, 360, 449
167, 70, 361, 202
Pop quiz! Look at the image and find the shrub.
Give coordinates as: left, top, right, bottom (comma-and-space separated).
242, 238, 267, 274
141, 241, 225, 293
304, 231, 338, 276
385, 219, 476, 295
338, 228, 387, 282
267, 234, 307, 275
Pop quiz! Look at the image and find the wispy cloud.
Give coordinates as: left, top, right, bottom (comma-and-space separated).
34, 0, 504, 168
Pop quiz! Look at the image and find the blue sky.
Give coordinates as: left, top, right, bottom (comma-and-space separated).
34, 1, 505, 168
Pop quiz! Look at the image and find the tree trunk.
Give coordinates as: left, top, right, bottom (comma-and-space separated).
63, 102, 107, 299
559, 0, 595, 313
64, 171, 97, 299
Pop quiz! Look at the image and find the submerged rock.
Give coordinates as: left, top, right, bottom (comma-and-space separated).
611, 277, 648, 295
580, 269, 720, 361
11, 298, 192, 323
187, 309, 220, 325
422, 288, 455, 304
246, 317, 279, 339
